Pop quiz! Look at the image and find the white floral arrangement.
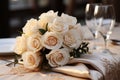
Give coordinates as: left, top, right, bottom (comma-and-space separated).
14, 10, 89, 70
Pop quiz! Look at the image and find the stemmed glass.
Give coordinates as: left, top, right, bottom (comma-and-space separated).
94, 5, 116, 52
85, 3, 101, 50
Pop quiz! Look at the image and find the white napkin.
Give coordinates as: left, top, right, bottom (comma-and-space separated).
52, 52, 120, 80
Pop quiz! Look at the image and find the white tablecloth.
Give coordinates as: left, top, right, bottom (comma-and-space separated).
0, 26, 120, 80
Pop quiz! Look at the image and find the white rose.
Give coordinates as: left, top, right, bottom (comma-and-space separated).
74, 23, 83, 39
38, 10, 58, 29
14, 34, 27, 55
61, 13, 77, 26
27, 33, 43, 52
69, 23, 82, 30
22, 51, 42, 70
49, 17, 69, 34
70, 23, 83, 38
23, 18, 40, 36
41, 32, 63, 50
46, 48, 70, 67
63, 28, 83, 49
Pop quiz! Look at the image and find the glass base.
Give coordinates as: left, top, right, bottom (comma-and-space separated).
101, 49, 114, 55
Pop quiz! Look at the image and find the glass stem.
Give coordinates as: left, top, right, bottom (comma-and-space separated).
93, 37, 96, 50
99, 31, 108, 50
104, 39, 107, 50
104, 34, 110, 50
92, 31, 98, 50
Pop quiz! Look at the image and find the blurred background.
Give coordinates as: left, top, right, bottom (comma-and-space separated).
0, 0, 120, 38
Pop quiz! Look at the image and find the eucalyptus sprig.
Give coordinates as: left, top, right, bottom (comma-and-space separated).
70, 42, 89, 58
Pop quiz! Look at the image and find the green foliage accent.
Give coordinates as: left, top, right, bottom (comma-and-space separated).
14, 54, 19, 66
39, 29, 47, 35
39, 23, 48, 35
18, 31, 24, 35
45, 23, 48, 31
70, 42, 89, 58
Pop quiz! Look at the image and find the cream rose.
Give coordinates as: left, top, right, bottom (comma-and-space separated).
74, 23, 83, 39
38, 10, 58, 29
41, 32, 63, 50
14, 34, 27, 55
27, 33, 43, 52
22, 51, 42, 70
49, 17, 69, 34
61, 13, 77, 26
63, 28, 83, 49
46, 48, 70, 67
23, 18, 40, 36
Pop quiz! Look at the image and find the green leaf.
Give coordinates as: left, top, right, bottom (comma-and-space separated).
70, 42, 89, 58
45, 23, 48, 31
39, 23, 48, 35
14, 54, 19, 66
39, 29, 47, 35
18, 31, 24, 34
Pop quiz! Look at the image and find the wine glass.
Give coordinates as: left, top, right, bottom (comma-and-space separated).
94, 5, 116, 52
85, 3, 101, 50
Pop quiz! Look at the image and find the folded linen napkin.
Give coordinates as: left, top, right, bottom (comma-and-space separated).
52, 52, 120, 80
52, 63, 91, 79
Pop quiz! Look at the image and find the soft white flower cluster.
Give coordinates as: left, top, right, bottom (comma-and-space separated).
14, 10, 83, 70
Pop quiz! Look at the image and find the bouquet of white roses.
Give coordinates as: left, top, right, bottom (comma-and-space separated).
14, 10, 89, 70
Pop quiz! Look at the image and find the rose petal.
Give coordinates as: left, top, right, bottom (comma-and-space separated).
46, 48, 70, 67
22, 51, 42, 70
27, 33, 43, 52
41, 32, 63, 50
